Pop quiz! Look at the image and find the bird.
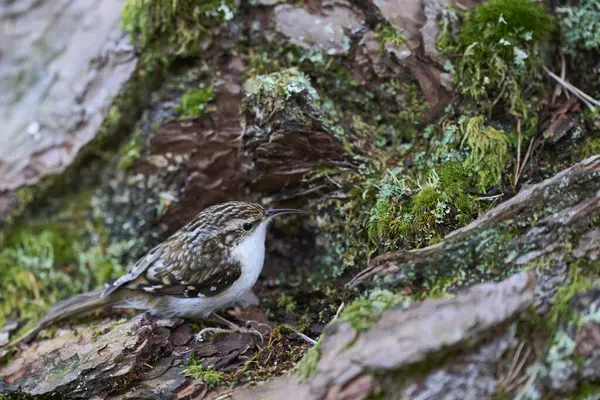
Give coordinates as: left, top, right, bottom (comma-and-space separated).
2, 201, 306, 350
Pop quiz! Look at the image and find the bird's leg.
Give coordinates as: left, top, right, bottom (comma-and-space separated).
194, 313, 265, 343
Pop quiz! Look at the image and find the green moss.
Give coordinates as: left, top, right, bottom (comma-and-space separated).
571, 381, 600, 400
459, 0, 555, 45
340, 289, 410, 332
547, 259, 600, 329
182, 354, 224, 386
557, 0, 600, 53
460, 116, 508, 192
117, 128, 145, 171
375, 23, 407, 54
183, 364, 223, 385
398, 83, 428, 128
576, 136, 600, 159
0, 219, 125, 331
175, 84, 215, 118
367, 162, 476, 251
121, 0, 237, 66
444, 0, 556, 118
276, 293, 297, 313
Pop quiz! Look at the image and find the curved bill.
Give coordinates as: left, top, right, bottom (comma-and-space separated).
265, 208, 307, 218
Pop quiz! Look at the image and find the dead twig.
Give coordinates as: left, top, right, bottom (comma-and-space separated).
280, 324, 317, 346
332, 301, 345, 323
513, 118, 536, 189
517, 137, 535, 183
289, 327, 317, 346
474, 194, 504, 202
544, 66, 600, 111
514, 119, 522, 188
551, 51, 569, 105
514, 362, 541, 400
214, 389, 235, 400
507, 345, 532, 387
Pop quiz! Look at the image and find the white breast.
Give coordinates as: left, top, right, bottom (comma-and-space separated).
227, 220, 268, 299
116, 222, 269, 319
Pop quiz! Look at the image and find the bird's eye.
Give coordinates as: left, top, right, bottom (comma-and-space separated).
242, 222, 254, 232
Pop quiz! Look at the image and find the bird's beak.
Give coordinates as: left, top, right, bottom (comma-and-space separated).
264, 208, 307, 219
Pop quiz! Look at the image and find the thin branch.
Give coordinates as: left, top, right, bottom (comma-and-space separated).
332, 301, 345, 323
474, 194, 504, 202
514, 119, 522, 188
544, 66, 600, 110
508, 345, 532, 384
514, 362, 541, 400
552, 51, 569, 105
282, 325, 317, 346
517, 137, 535, 182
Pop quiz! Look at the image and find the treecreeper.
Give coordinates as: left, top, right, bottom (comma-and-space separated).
3, 201, 306, 350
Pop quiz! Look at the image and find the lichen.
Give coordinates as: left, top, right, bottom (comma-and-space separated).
243, 67, 319, 118
557, 0, 600, 53
546, 330, 578, 389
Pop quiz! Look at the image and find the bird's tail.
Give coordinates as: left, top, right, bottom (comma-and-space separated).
1, 289, 126, 351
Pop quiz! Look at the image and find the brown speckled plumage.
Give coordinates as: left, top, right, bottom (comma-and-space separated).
102, 201, 266, 299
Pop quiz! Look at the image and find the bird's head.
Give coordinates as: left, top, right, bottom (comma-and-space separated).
191, 201, 305, 250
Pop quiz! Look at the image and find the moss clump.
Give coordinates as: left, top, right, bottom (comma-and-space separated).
460, 116, 508, 192
0, 220, 125, 330
121, 0, 237, 64
445, 0, 556, 118
117, 128, 145, 171
175, 84, 215, 118
557, 0, 600, 53
576, 136, 600, 159
398, 83, 428, 128
183, 356, 223, 386
368, 162, 476, 251
243, 67, 319, 117
340, 289, 410, 332
276, 293, 297, 313
571, 381, 600, 400
375, 23, 407, 54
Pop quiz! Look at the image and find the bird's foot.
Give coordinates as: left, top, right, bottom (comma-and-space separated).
194, 324, 264, 343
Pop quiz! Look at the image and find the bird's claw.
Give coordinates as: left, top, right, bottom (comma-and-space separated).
194, 325, 264, 344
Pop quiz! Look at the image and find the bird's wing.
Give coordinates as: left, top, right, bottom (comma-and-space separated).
101, 237, 242, 298
101, 241, 166, 297
132, 259, 242, 298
